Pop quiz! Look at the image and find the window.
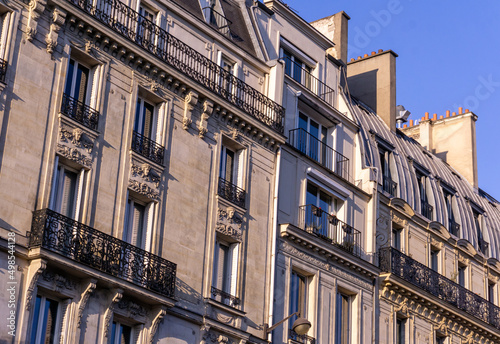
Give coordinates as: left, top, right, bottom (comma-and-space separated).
457, 264, 466, 287
430, 248, 440, 272
443, 189, 459, 236
65, 59, 92, 106
379, 147, 396, 196
212, 237, 239, 306
305, 182, 338, 239
123, 196, 154, 250
335, 292, 351, 344
436, 333, 447, 344
219, 56, 234, 95
201, 0, 231, 36
488, 281, 496, 304
137, 3, 157, 45
395, 318, 406, 344
298, 112, 329, 164
30, 295, 60, 344
392, 226, 403, 251
0, 5, 13, 82
218, 141, 246, 207
282, 48, 312, 87
49, 158, 86, 220
290, 271, 308, 332
109, 321, 132, 344
134, 97, 157, 141
472, 209, 488, 254
415, 169, 433, 220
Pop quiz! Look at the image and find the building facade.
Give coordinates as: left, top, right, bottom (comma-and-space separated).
0, 0, 499, 343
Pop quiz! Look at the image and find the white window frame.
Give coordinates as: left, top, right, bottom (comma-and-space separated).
49, 156, 86, 221
216, 52, 237, 95
219, 137, 246, 190
30, 295, 62, 344
134, 97, 158, 140
0, 5, 14, 63
109, 320, 133, 344
212, 236, 239, 305
392, 225, 403, 251
123, 193, 155, 251
335, 290, 352, 344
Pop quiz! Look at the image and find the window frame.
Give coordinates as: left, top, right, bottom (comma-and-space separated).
457, 263, 467, 288
123, 193, 155, 251
30, 294, 62, 344
430, 247, 440, 273
395, 317, 407, 344
134, 96, 158, 141
335, 290, 352, 344
212, 235, 240, 305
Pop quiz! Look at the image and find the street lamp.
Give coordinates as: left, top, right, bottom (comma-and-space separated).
265, 312, 311, 335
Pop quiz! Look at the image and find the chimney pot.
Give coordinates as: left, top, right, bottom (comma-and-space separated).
446, 110, 450, 117
465, 108, 469, 113
371, 51, 376, 55
378, 49, 383, 53
452, 112, 456, 116
357, 56, 362, 60
350, 58, 355, 62
432, 113, 437, 121
424, 113, 429, 120
403, 124, 407, 128
409, 119, 414, 126
363, 54, 369, 58
439, 115, 444, 119
459, 107, 463, 114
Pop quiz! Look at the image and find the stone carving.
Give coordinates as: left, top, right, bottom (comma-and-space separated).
130, 163, 160, 186
77, 279, 97, 328
57, 144, 92, 167
128, 162, 160, 200
117, 298, 148, 317
216, 207, 243, 241
58, 125, 94, 167
216, 313, 234, 324
45, 7, 67, 54
376, 215, 391, 247
25, 0, 47, 42
103, 289, 123, 339
128, 180, 160, 201
395, 298, 409, 317
392, 213, 406, 227
41, 270, 77, 292
25, 259, 47, 311
183, 90, 198, 130
198, 99, 214, 139
148, 306, 167, 344
279, 241, 373, 290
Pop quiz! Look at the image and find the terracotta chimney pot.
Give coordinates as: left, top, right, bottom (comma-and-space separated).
432, 113, 437, 121
446, 110, 450, 117
409, 119, 414, 126
459, 107, 463, 114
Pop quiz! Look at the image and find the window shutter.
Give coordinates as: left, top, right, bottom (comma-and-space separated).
60, 169, 77, 218
225, 149, 234, 183
143, 101, 154, 139
216, 243, 228, 291
77, 64, 89, 104
144, 202, 154, 252
131, 202, 145, 248
88, 66, 98, 109
234, 150, 244, 188
49, 157, 60, 210
74, 169, 85, 221
0, 13, 9, 58
229, 244, 238, 297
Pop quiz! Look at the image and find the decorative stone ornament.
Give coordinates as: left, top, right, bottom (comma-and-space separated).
216, 207, 243, 241
25, 0, 47, 42
183, 90, 199, 130
198, 99, 214, 138
45, 7, 67, 54
128, 162, 161, 201
57, 124, 95, 167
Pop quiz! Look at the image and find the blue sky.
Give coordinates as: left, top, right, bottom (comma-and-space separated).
283, 0, 500, 199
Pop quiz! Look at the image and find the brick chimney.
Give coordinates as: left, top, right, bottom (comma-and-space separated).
346, 50, 398, 131
401, 109, 479, 188
310, 11, 350, 64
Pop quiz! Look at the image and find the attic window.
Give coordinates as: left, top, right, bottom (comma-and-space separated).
201, 0, 232, 37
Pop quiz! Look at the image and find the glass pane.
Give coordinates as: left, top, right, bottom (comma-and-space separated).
289, 271, 306, 329
30, 296, 42, 344
293, 58, 302, 83
75, 63, 89, 103
134, 99, 143, 134
64, 59, 75, 96
283, 50, 292, 77
309, 120, 319, 161
110, 321, 117, 344
119, 324, 131, 344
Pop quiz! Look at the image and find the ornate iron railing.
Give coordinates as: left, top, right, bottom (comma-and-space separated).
421, 200, 433, 220
379, 247, 500, 330
283, 55, 335, 108
65, 0, 284, 134
60, 93, 100, 131
211, 286, 240, 307
288, 329, 316, 344
218, 177, 246, 208
288, 128, 350, 181
449, 219, 460, 237
202, 7, 232, 37
131, 130, 164, 165
298, 204, 360, 257
0, 58, 6, 83
382, 175, 397, 197
29, 209, 177, 298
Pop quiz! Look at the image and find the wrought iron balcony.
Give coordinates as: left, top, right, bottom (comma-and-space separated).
0, 58, 6, 83
65, 0, 284, 134
211, 286, 240, 307
202, 7, 232, 38
449, 219, 460, 236
61, 93, 100, 131
298, 204, 360, 257
382, 175, 397, 197
289, 329, 316, 344
29, 209, 177, 298
288, 128, 350, 181
421, 200, 433, 220
131, 131, 164, 165
379, 247, 500, 330
218, 177, 246, 208
283, 56, 335, 108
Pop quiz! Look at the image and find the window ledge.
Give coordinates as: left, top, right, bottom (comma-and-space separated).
205, 298, 246, 318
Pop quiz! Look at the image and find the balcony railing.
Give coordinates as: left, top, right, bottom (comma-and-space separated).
379, 247, 500, 330
29, 209, 177, 298
0, 58, 6, 83
382, 175, 397, 197
283, 56, 335, 108
421, 200, 433, 220
298, 204, 360, 257
449, 219, 460, 236
289, 128, 350, 181
218, 177, 246, 208
66, 0, 284, 134
131, 130, 164, 165
61, 93, 100, 131
202, 7, 232, 38
211, 286, 240, 307
288, 329, 316, 344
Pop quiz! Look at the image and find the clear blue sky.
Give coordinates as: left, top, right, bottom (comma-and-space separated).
283, 0, 500, 199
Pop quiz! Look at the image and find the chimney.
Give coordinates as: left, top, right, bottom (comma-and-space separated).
310, 11, 350, 64
401, 110, 479, 188
346, 50, 398, 131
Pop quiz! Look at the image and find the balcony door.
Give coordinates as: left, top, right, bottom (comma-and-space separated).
305, 182, 335, 238
137, 3, 157, 48
50, 159, 85, 221
134, 97, 157, 140
64, 59, 91, 105
298, 113, 328, 164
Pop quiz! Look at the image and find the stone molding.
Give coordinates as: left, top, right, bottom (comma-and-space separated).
45, 6, 66, 54
216, 207, 243, 241
128, 161, 161, 201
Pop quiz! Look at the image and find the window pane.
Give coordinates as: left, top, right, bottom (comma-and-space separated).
309, 120, 319, 161
119, 323, 131, 344
283, 50, 292, 77
75, 63, 89, 103
335, 292, 350, 344
30, 296, 43, 344
290, 271, 306, 329
293, 57, 302, 83
65, 59, 75, 96
60, 168, 78, 218
306, 183, 317, 207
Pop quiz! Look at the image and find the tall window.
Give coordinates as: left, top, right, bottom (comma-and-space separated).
472, 209, 488, 254
137, 2, 157, 47
212, 237, 239, 305
135, 97, 156, 140
436, 334, 447, 344
109, 321, 132, 344
443, 189, 458, 236
30, 295, 59, 344
290, 271, 307, 332
50, 160, 86, 220
430, 248, 440, 272
123, 197, 154, 250
379, 147, 396, 196
0, 6, 13, 63
305, 182, 338, 239
395, 318, 406, 344
415, 169, 432, 220
65, 59, 92, 105
488, 281, 496, 304
283, 49, 311, 87
335, 292, 351, 344
458, 264, 466, 287
298, 113, 328, 163
392, 226, 403, 251
219, 57, 234, 94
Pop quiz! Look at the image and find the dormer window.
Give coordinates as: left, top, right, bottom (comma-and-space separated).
413, 163, 433, 220
443, 187, 459, 236
283, 49, 312, 87
201, 0, 231, 37
473, 209, 488, 255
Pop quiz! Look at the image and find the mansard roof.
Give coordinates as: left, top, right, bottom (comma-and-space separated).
350, 97, 500, 262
